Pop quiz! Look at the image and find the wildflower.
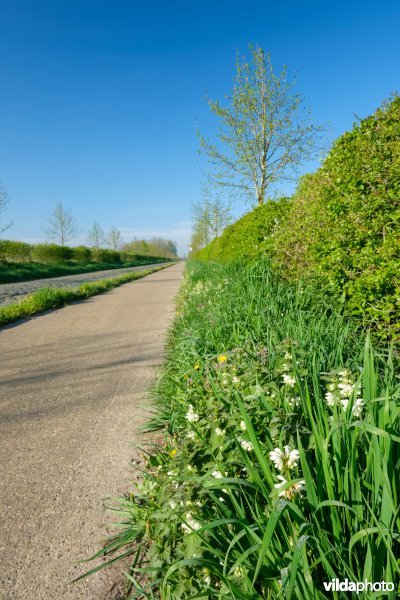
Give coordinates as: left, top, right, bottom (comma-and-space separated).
187, 430, 195, 440
212, 470, 223, 479
338, 382, 355, 397
325, 391, 337, 406
269, 446, 300, 471
240, 439, 254, 452
169, 499, 177, 509
194, 363, 200, 370
187, 465, 194, 472
240, 420, 247, 431
169, 449, 177, 457
215, 427, 225, 436
352, 398, 364, 417
217, 354, 227, 364
274, 475, 305, 499
282, 374, 296, 387
185, 404, 199, 422
232, 375, 240, 384
287, 396, 300, 409
181, 512, 201, 532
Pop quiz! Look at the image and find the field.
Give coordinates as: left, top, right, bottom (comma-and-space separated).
0, 258, 170, 284
87, 259, 399, 598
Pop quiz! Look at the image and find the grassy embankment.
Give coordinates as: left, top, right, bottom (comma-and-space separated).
0, 258, 170, 284
0, 263, 174, 327
86, 259, 399, 598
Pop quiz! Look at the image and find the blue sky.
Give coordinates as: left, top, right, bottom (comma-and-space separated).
0, 0, 399, 255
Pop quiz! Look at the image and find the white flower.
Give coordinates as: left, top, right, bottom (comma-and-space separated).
169, 499, 177, 509
352, 398, 364, 417
341, 398, 349, 411
338, 382, 355, 397
187, 430, 195, 440
274, 475, 305, 499
240, 420, 247, 431
204, 575, 211, 585
240, 440, 254, 452
287, 396, 300, 409
185, 404, 199, 422
232, 375, 240, 384
325, 391, 337, 406
181, 512, 201, 533
215, 427, 225, 436
282, 374, 296, 387
269, 446, 300, 471
212, 470, 223, 479
287, 447, 300, 468
284, 352, 292, 360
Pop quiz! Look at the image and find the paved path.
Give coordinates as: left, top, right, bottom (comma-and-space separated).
0, 262, 184, 599
0, 262, 171, 307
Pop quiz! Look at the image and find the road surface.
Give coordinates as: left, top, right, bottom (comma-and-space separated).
0, 262, 171, 307
0, 262, 184, 599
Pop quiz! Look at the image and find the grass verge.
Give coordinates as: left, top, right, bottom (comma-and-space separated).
0, 263, 174, 327
0, 259, 170, 284
84, 259, 399, 598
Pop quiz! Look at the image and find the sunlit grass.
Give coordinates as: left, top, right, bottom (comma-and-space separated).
84, 259, 399, 598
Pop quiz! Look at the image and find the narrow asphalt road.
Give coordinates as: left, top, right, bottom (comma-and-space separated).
0, 262, 171, 307
0, 262, 184, 600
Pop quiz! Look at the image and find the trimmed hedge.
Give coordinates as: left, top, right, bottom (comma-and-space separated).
196, 198, 290, 263
196, 95, 400, 337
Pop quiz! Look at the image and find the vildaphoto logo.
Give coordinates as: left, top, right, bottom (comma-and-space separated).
323, 579, 395, 594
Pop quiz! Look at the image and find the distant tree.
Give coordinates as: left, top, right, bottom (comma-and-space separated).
197, 45, 323, 205
44, 201, 79, 246
87, 221, 107, 253
192, 185, 232, 240
0, 182, 13, 235
107, 226, 123, 250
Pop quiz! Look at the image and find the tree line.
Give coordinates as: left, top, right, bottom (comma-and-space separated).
0, 196, 178, 259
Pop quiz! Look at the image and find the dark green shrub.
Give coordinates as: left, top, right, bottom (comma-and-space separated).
0, 240, 32, 262
96, 249, 121, 263
72, 245, 92, 262
273, 95, 400, 336
32, 243, 74, 264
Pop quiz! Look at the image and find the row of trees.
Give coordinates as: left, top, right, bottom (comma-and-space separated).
0, 196, 178, 258
191, 44, 323, 251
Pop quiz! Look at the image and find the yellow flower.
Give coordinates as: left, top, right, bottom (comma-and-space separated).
169, 449, 177, 457
194, 363, 200, 370
217, 354, 227, 364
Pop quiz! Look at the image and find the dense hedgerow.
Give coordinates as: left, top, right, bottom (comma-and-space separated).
196, 96, 400, 337
196, 198, 290, 263
86, 260, 399, 598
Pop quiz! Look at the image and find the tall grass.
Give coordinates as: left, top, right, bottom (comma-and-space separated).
85, 260, 399, 598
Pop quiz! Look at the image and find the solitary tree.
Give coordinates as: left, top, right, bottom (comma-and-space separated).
107, 226, 123, 250
44, 201, 79, 245
87, 221, 107, 254
197, 45, 323, 205
0, 183, 13, 235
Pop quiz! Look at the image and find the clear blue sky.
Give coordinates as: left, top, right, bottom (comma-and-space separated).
0, 0, 399, 255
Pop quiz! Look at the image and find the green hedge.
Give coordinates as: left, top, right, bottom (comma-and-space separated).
0, 240, 32, 262
197, 95, 400, 337
196, 198, 290, 263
